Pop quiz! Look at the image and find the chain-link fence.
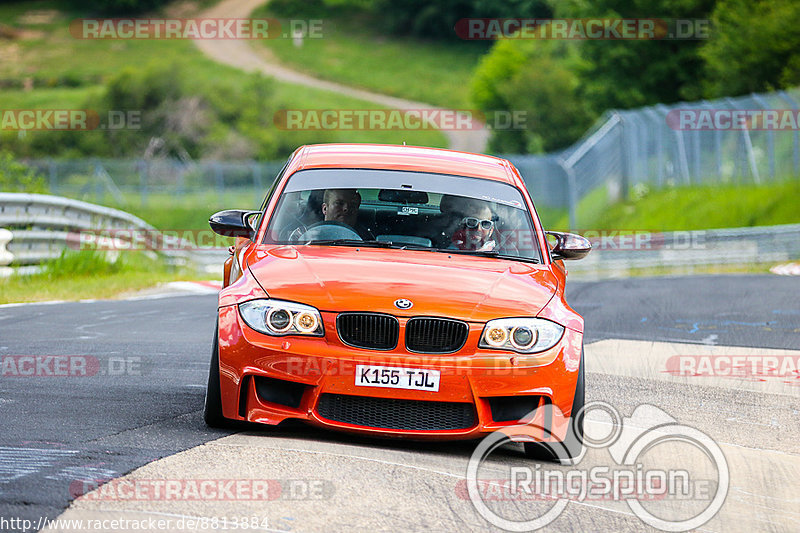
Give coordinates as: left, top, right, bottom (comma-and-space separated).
22, 158, 287, 208
20, 87, 800, 226
509, 87, 800, 227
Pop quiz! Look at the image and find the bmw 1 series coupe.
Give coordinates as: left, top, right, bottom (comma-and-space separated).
205, 143, 591, 459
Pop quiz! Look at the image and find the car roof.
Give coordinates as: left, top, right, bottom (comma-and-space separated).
291, 144, 519, 185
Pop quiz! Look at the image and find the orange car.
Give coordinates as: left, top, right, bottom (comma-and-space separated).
204, 144, 591, 459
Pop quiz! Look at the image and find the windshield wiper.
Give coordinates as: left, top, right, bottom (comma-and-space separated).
440, 248, 501, 258
433, 248, 541, 264
304, 239, 395, 248
303, 240, 540, 263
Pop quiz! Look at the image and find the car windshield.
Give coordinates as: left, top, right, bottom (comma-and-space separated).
263, 168, 543, 262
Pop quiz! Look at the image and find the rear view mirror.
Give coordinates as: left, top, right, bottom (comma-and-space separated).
378, 189, 429, 204
546, 231, 592, 261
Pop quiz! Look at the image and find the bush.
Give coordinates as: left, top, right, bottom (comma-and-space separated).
471, 37, 595, 153
6, 63, 281, 160
373, 0, 552, 40
61, 0, 171, 15
0, 151, 47, 193
701, 0, 800, 96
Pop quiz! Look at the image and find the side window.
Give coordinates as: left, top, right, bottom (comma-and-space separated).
253, 158, 290, 236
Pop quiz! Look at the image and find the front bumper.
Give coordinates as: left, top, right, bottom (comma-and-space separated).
217, 305, 583, 441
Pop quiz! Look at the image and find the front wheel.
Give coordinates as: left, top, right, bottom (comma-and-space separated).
203, 323, 230, 428
524, 349, 585, 461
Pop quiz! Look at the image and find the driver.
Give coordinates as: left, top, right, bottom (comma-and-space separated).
321, 189, 374, 239
322, 189, 360, 226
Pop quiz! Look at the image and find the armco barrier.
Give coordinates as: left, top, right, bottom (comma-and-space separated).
2, 193, 797, 277
0, 193, 227, 272
566, 224, 800, 276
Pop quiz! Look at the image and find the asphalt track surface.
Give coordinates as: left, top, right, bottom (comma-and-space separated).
1, 274, 798, 532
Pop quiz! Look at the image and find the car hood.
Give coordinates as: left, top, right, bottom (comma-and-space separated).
246, 246, 558, 322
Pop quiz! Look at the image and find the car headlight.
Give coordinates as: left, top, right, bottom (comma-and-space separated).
239, 299, 324, 336
479, 318, 564, 354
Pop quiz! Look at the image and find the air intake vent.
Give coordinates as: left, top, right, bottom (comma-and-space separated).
316, 394, 476, 430
405, 317, 468, 353
337, 313, 399, 350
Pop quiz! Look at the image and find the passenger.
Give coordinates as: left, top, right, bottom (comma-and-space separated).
451, 201, 496, 251
434, 194, 471, 247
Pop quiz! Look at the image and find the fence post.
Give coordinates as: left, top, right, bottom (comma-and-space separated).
778, 91, 800, 176
645, 108, 664, 187
674, 128, 691, 185
92, 159, 102, 201
48, 158, 56, 194
558, 158, 578, 230
751, 93, 775, 180
139, 159, 149, 206
618, 113, 630, 200
725, 97, 760, 183
703, 100, 723, 181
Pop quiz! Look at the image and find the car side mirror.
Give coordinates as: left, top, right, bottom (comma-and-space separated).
209, 210, 260, 239
546, 231, 592, 261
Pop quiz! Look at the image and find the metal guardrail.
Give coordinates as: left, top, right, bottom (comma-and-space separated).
2, 193, 797, 280
0, 193, 227, 273
566, 223, 800, 277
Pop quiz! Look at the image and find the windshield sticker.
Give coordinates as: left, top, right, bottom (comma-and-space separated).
480, 195, 523, 208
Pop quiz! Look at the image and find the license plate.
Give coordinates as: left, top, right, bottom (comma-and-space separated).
355, 365, 440, 392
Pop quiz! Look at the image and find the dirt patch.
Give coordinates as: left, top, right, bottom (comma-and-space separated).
18, 10, 59, 25
0, 42, 21, 65
0, 24, 22, 39
164, 1, 200, 18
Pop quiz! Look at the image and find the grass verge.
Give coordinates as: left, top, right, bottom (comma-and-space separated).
0, 249, 214, 304
0, 0, 447, 152
541, 179, 800, 231
251, 5, 485, 110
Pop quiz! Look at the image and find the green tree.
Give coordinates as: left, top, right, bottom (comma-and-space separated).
471, 36, 595, 152
0, 151, 47, 193
556, 0, 717, 110
700, 0, 800, 96
62, 0, 171, 15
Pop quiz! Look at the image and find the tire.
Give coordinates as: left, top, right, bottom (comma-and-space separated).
203, 323, 230, 428
524, 349, 585, 461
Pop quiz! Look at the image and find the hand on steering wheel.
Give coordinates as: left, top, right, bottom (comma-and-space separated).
292, 221, 363, 242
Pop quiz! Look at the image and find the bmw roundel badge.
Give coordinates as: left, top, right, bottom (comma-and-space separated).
394, 298, 413, 310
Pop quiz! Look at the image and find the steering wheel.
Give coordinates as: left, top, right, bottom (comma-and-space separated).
291, 221, 363, 242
